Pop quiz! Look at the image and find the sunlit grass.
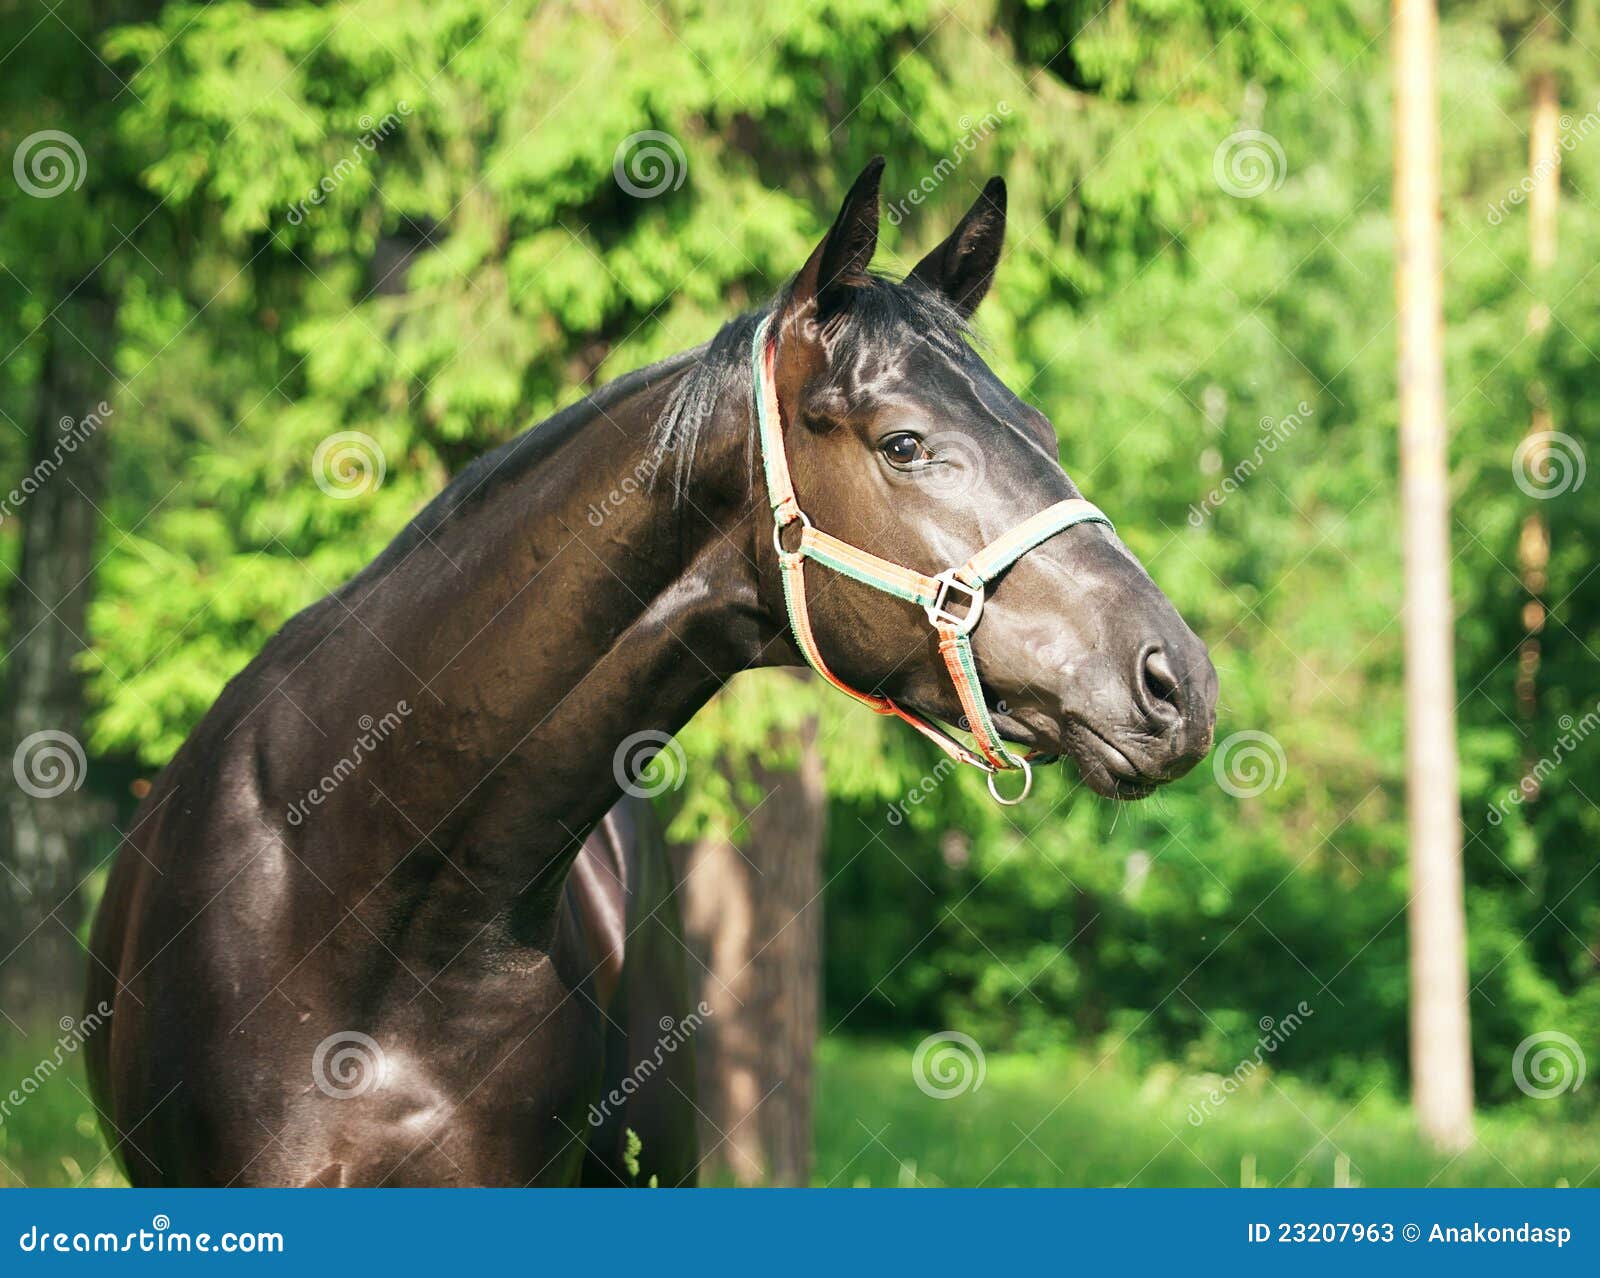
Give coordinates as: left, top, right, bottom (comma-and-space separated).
813, 1039, 1598, 1188
0, 1034, 123, 1188
1, 1034, 1592, 1188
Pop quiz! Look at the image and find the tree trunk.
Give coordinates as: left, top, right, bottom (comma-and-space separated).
1393, 0, 1474, 1152
1516, 68, 1559, 761
0, 293, 116, 1025
672, 707, 826, 1186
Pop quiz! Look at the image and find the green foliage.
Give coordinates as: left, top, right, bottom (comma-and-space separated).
4, 0, 1598, 1122
619, 1128, 659, 1187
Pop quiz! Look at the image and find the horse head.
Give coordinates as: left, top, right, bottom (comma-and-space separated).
754, 159, 1217, 799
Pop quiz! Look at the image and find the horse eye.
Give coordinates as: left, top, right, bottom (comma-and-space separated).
880, 433, 926, 466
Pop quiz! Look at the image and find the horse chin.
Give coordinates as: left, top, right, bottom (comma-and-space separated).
1072, 757, 1159, 802
909, 701, 1154, 801
976, 707, 1148, 801
1057, 720, 1160, 801
988, 708, 1149, 801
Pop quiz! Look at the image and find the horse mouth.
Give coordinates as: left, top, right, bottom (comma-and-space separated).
989, 708, 1159, 801
1062, 722, 1159, 801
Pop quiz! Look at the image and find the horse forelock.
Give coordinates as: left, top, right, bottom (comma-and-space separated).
647, 273, 976, 505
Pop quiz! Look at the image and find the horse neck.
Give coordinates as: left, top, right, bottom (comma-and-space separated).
334, 350, 771, 853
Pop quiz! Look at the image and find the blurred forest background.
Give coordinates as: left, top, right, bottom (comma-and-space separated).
1, 0, 1598, 1187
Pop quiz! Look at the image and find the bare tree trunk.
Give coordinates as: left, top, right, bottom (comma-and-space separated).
0, 294, 116, 1024
1516, 68, 1559, 763
672, 706, 825, 1186
1393, 0, 1474, 1152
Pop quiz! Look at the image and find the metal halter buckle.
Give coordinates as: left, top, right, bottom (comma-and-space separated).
924, 570, 985, 636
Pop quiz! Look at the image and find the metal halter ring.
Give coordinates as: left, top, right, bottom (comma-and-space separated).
772, 508, 813, 557
925, 569, 985, 636
986, 755, 1032, 806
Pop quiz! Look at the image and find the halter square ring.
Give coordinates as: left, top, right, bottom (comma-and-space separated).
925, 570, 984, 636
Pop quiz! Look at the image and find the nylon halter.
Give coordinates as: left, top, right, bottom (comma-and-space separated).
751, 315, 1114, 804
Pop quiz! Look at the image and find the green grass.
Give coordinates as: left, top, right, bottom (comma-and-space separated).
814, 1039, 1599, 1188
2, 1034, 1593, 1188
0, 1039, 122, 1188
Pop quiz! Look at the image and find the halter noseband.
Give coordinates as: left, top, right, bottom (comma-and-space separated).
751, 315, 1114, 805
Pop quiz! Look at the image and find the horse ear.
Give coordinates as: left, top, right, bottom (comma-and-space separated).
791, 157, 885, 322
908, 177, 1006, 318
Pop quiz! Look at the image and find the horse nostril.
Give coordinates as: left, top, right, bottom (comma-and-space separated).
1140, 647, 1183, 722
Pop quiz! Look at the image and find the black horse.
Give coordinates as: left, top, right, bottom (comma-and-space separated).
86, 161, 1216, 1187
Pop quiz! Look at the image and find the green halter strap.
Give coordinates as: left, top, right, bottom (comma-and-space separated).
751, 315, 1114, 804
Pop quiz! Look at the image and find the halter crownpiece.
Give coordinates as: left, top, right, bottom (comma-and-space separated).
751, 315, 1114, 805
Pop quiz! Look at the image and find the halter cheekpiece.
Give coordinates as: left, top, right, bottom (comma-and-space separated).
751, 315, 1114, 805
